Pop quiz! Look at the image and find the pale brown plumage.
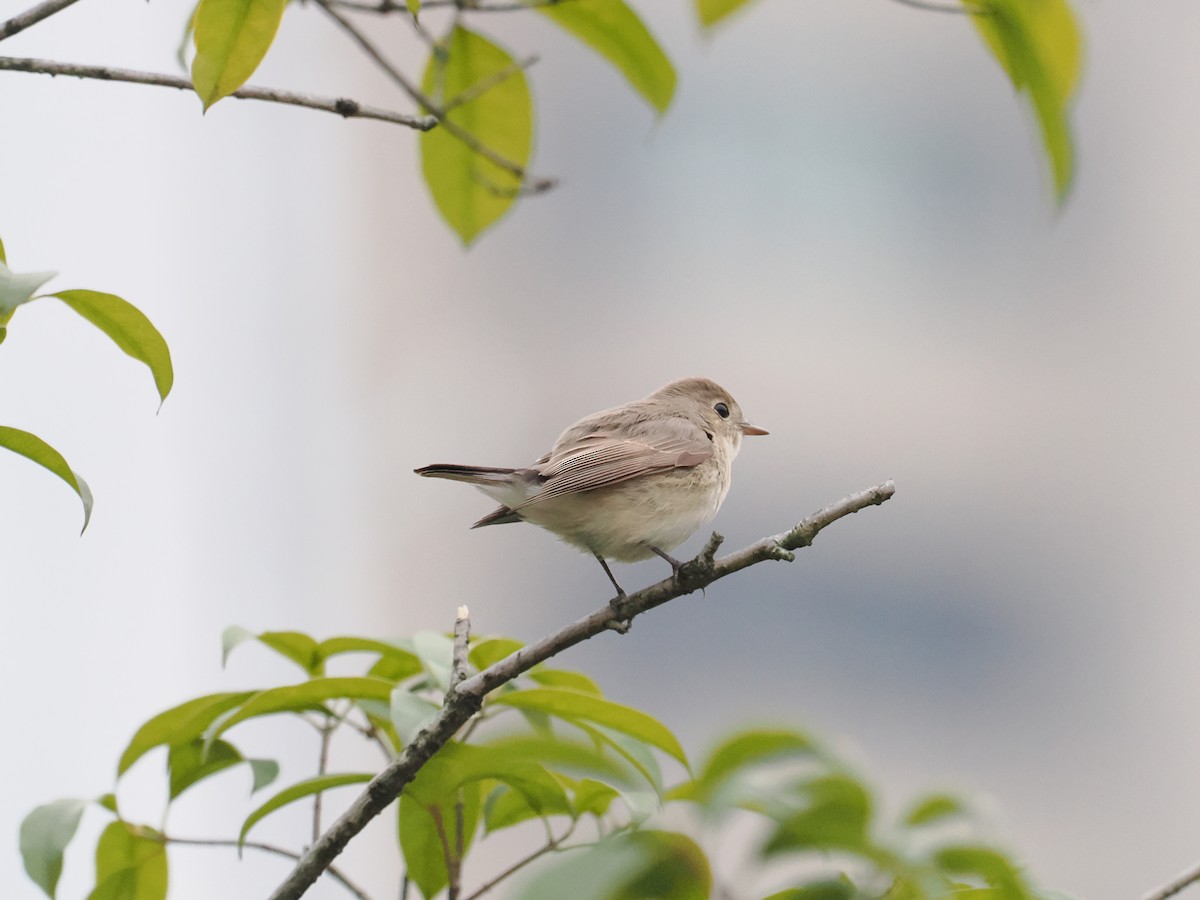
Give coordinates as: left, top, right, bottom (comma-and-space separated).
415, 377, 767, 594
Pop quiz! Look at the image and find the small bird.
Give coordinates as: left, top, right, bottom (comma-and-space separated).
414, 377, 767, 595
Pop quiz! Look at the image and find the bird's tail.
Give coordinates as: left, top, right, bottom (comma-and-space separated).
414, 464, 525, 528
413, 464, 518, 485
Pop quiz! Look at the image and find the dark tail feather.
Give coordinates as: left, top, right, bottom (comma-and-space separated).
414, 463, 517, 484
472, 506, 522, 528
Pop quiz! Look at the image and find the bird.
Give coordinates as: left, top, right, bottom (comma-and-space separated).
414, 377, 767, 596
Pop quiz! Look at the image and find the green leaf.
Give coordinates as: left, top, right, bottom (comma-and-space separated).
258, 631, 321, 672
762, 880, 858, 900
318, 636, 423, 679
167, 738, 242, 800
536, 0, 675, 114
400, 771, 484, 900
694, 0, 759, 28
491, 688, 688, 768
238, 773, 374, 849
0, 235, 6, 264
904, 792, 967, 827
566, 720, 663, 796
118, 691, 256, 776
468, 636, 523, 670
406, 0, 420, 14
20, 799, 88, 898
572, 777, 620, 819
762, 774, 873, 856
248, 758, 280, 793
398, 785, 481, 900
176, 3, 200, 70
165, 738, 277, 800
222, 627, 324, 674
406, 741, 569, 816
220, 625, 256, 666
0, 260, 55, 323
934, 845, 1032, 898
88, 822, 167, 900
520, 830, 711, 900
51, 290, 173, 405
476, 733, 642, 789
420, 26, 533, 245
528, 667, 602, 695
391, 688, 440, 745
205, 677, 396, 743
412, 631, 454, 691
398, 793, 445, 900
681, 728, 818, 804
969, 0, 1082, 201
482, 783, 545, 833
0, 426, 93, 531
355, 698, 403, 754
191, 0, 288, 109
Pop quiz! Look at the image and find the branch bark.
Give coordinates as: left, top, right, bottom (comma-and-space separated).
0, 0, 84, 42
0, 56, 436, 130
1144, 862, 1200, 900
268, 479, 896, 899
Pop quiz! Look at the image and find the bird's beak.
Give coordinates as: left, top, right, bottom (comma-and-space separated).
740, 422, 769, 436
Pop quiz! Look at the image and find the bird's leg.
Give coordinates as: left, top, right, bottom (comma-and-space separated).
594, 554, 626, 598
596, 554, 633, 632
648, 545, 685, 579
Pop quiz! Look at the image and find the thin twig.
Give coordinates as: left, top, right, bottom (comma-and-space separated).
441, 55, 538, 114
314, 718, 336, 843
429, 806, 462, 900
888, 0, 987, 14
322, 0, 571, 12
451, 606, 471, 693
452, 792, 465, 900
313, 0, 555, 191
1144, 862, 1200, 900
460, 821, 575, 900
0, 0, 83, 42
165, 835, 372, 900
268, 480, 896, 899
0, 56, 436, 129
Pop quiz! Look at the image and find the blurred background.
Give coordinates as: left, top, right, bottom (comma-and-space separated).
2, 0, 1198, 897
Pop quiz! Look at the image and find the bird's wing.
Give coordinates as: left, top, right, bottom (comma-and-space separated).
516, 417, 713, 509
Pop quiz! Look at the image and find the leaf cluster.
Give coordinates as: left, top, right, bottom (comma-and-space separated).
173, 0, 1082, 245
0, 236, 172, 529
23, 627, 1057, 900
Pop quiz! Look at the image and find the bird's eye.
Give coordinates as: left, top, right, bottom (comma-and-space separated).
714, 402, 730, 419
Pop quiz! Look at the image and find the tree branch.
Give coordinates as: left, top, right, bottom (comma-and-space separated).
267, 479, 895, 899
165, 835, 372, 900
0, 0, 83, 42
451, 606, 471, 692
313, 0, 556, 192
0, 56, 436, 130
887, 0, 988, 14
459, 821, 575, 900
1144, 862, 1200, 900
